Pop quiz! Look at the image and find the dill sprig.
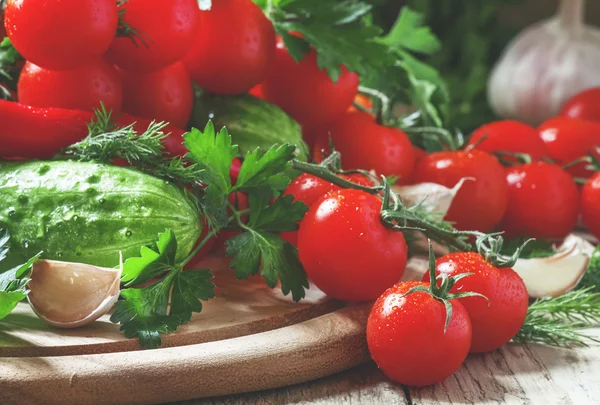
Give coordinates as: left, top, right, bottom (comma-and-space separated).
61, 108, 205, 186
514, 288, 600, 347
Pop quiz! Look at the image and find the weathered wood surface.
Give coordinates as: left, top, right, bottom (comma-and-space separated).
174, 329, 600, 405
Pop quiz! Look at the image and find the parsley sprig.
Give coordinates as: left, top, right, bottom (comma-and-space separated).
0, 229, 42, 320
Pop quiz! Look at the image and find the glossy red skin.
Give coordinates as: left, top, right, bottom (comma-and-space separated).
423, 252, 528, 353
184, 0, 275, 95
298, 189, 407, 302
560, 88, 600, 123
413, 150, 509, 232
581, 173, 600, 239
312, 112, 416, 181
229, 158, 242, 185
500, 162, 579, 239
367, 281, 472, 386
468, 120, 549, 161
0, 100, 92, 159
115, 113, 188, 157
399, 147, 427, 185
18, 60, 123, 114
106, 0, 199, 73
4, 0, 117, 70
538, 117, 600, 178
280, 173, 374, 246
262, 38, 359, 128
248, 84, 264, 99
118, 62, 193, 128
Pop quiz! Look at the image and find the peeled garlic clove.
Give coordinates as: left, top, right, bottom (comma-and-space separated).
512, 234, 593, 299
27, 260, 122, 328
488, 0, 600, 124
393, 178, 472, 216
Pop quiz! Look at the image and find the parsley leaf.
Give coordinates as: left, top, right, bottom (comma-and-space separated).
0, 229, 42, 320
234, 144, 297, 193
227, 231, 308, 302
110, 229, 215, 349
226, 194, 309, 301
380, 7, 441, 55
183, 121, 239, 228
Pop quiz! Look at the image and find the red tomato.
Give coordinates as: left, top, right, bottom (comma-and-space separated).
581, 172, 600, 239
281, 173, 374, 246
0, 12, 6, 39
560, 87, 600, 123
468, 120, 549, 162
229, 158, 242, 185
248, 84, 264, 99
4, 0, 117, 70
262, 37, 359, 128
18, 60, 123, 113
423, 252, 528, 353
398, 146, 427, 185
501, 162, 579, 239
184, 0, 275, 95
538, 117, 600, 178
311, 112, 416, 181
413, 150, 508, 232
367, 281, 472, 386
118, 62, 193, 128
106, 0, 199, 73
298, 189, 407, 302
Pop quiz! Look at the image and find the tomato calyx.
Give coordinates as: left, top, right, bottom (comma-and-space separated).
475, 233, 533, 268
491, 151, 533, 167
115, 3, 149, 49
401, 241, 487, 332
563, 148, 600, 184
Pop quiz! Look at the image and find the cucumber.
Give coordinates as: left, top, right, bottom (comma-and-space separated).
191, 92, 308, 159
0, 161, 201, 271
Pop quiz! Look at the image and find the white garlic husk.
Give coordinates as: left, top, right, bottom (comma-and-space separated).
488, 0, 600, 125
512, 234, 593, 299
27, 259, 122, 328
393, 178, 472, 216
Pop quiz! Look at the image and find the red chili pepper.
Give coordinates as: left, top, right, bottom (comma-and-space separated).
0, 100, 92, 159
115, 113, 188, 157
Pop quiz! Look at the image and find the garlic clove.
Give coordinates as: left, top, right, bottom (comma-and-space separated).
512, 234, 593, 299
27, 260, 122, 328
393, 178, 472, 216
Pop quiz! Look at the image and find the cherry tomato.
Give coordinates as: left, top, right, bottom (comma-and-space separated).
280, 173, 374, 246
248, 84, 264, 99
538, 117, 600, 178
106, 0, 199, 73
468, 120, 549, 162
367, 281, 472, 386
229, 158, 243, 185
184, 0, 275, 95
398, 146, 427, 185
560, 88, 600, 123
18, 60, 122, 113
581, 172, 600, 239
423, 252, 528, 353
312, 112, 416, 181
500, 162, 579, 239
413, 150, 509, 232
298, 189, 407, 302
4, 0, 117, 70
262, 37, 359, 128
118, 62, 193, 128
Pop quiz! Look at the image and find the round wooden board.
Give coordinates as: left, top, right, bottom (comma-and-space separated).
0, 255, 384, 405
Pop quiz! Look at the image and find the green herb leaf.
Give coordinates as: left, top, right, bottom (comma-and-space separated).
226, 231, 308, 302
234, 144, 297, 193
247, 194, 308, 233
380, 7, 441, 55
578, 246, 600, 292
121, 229, 178, 287
111, 230, 215, 349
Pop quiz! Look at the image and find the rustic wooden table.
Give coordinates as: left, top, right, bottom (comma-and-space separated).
171, 331, 600, 405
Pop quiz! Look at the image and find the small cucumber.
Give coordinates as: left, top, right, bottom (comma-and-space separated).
0, 161, 201, 270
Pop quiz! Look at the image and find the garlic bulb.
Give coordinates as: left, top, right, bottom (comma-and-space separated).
27, 260, 122, 328
488, 0, 600, 125
393, 178, 472, 216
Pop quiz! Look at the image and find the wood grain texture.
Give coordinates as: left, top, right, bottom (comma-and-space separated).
0, 256, 339, 357
0, 304, 371, 405
171, 331, 600, 405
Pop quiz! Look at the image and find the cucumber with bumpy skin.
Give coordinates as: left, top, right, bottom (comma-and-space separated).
0, 160, 201, 271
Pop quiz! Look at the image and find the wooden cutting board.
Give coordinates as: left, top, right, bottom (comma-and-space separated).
0, 255, 393, 405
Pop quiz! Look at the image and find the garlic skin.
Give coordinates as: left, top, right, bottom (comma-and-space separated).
27, 260, 122, 328
512, 234, 593, 299
488, 0, 600, 125
393, 178, 472, 216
